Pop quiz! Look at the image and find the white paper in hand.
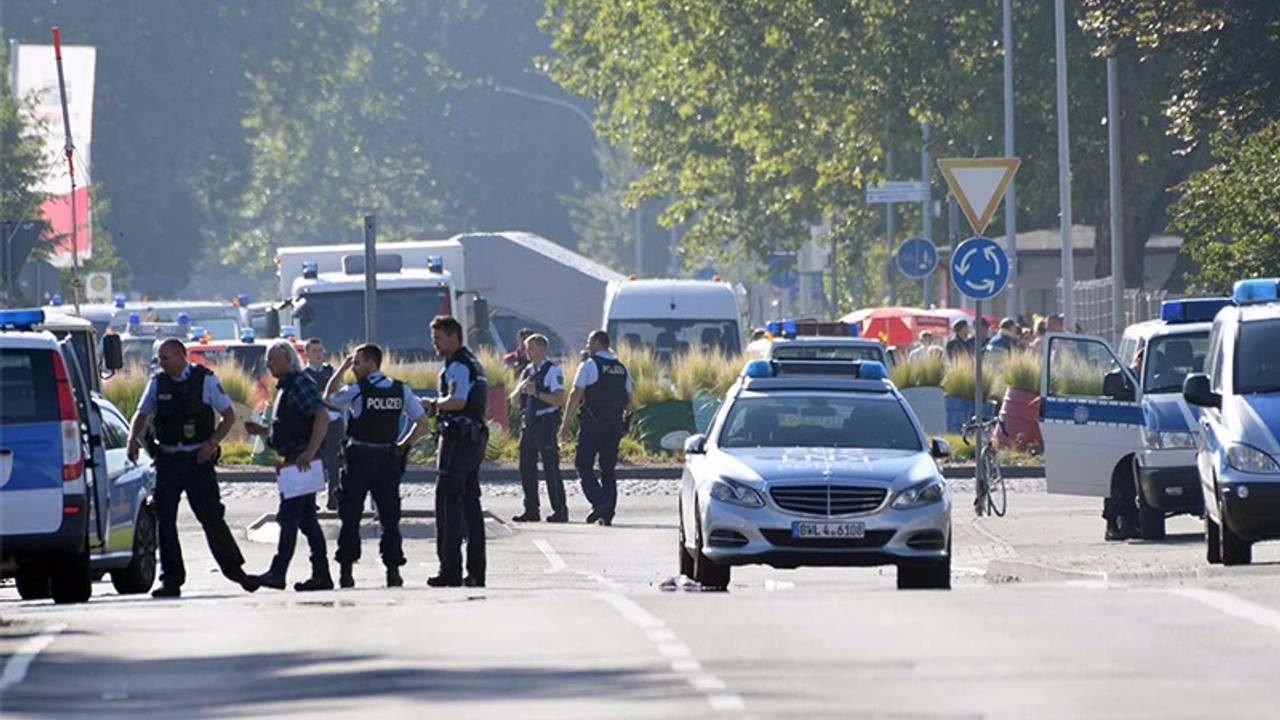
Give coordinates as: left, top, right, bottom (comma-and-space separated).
276, 460, 326, 499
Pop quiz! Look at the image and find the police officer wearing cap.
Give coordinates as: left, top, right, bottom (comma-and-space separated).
303, 337, 344, 510
511, 333, 568, 523
126, 338, 258, 598
422, 315, 489, 588
324, 342, 430, 589
561, 329, 633, 526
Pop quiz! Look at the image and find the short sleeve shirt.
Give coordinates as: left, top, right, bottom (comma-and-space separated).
328, 370, 425, 422
136, 363, 234, 416
571, 351, 634, 393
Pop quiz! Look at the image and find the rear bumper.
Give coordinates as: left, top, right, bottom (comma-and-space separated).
1137, 465, 1203, 514
0, 496, 88, 570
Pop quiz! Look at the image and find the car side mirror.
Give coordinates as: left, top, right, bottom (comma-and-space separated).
683, 434, 707, 454
1103, 370, 1135, 401
1183, 373, 1221, 409
101, 333, 123, 371
263, 308, 281, 338
930, 437, 951, 459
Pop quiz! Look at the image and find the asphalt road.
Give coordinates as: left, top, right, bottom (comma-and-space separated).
4, 478, 1280, 718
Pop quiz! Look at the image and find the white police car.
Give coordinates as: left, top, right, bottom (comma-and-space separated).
678, 358, 952, 590
1, 309, 156, 603
1183, 279, 1280, 565
745, 319, 889, 365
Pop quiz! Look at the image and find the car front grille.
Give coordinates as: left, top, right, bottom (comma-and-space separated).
769, 484, 887, 516
761, 529, 894, 549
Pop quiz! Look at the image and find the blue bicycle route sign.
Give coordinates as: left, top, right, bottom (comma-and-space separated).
950, 236, 1009, 300
896, 236, 938, 280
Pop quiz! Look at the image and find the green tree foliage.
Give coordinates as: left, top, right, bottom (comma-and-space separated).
1169, 121, 1280, 293
0, 36, 53, 271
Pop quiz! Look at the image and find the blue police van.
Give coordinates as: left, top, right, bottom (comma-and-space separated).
1183, 279, 1280, 565
1, 309, 157, 603
1038, 298, 1225, 540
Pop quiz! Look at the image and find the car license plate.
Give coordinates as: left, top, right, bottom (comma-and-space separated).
792, 521, 865, 539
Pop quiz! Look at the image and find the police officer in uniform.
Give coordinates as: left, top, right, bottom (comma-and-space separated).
126, 338, 258, 597
561, 330, 633, 526
303, 338, 344, 510
511, 333, 567, 523
423, 315, 489, 588
324, 343, 429, 589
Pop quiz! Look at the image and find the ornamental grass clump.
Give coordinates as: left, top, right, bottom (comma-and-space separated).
1001, 350, 1041, 393
671, 346, 741, 400
102, 366, 150, 420
382, 354, 440, 392
941, 354, 1000, 402
889, 353, 946, 389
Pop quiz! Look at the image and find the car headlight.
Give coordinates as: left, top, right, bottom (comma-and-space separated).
1226, 444, 1280, 474
891, 479, 946, 509
1143, 429, 1196, 450
710, 477, 765, 508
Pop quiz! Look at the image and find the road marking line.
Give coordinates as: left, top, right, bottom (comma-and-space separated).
600, 593, 664, 630
532, 539, 568, 573
0, 623, 67, 691
658, 642, 692, 658
1168, 588, 1280, 632
670, 659, 703, 673
708, 693, 746, 711
647, 628, 678, 644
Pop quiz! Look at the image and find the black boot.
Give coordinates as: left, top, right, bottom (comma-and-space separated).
339, 563, 355, 589
386, 566, 403, 588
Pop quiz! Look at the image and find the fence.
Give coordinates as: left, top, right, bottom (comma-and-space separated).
1057, 276, 1169, 343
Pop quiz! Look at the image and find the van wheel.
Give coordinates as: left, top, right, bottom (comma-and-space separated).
1205, 514, 1222, 564
1221, 517, 1253, 566
112, 507, 157, 595
51, 545, 92, 604
15, 566, 52, 600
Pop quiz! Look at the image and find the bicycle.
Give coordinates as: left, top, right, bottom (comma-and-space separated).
962, 414, 1007, 517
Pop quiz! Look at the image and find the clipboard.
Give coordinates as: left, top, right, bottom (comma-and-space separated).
275, 460, 326, 499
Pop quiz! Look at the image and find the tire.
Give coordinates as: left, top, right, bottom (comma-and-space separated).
1137, 491, 1166, 541
112, 507, 158, 595
898, 536, 952, 590
678, 499, 695, 577
15, 566, 52, 600
984, 449, 1007, 517
1205, 514, 1222, 565
691, 502, 730, 590
1220, 514, 1253, 566
50, 545, 92, 604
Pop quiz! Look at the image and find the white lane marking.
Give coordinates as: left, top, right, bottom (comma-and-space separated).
600, 593, 665, 630
709, 693, 746, 711
1168, 588, 1280, 632
658, 642, 693, 659
532, 539, 568, 573
0, 623, 67, 691
646, 628, 678, 644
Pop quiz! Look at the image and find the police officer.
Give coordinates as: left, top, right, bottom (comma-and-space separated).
303, 337, 344, 510
244, 340, 332, 591
324, 342, 429, 589
422, 315, 489, 588
561, 330, 633, 526
126, 338, 258, 598
510, 333, 567, 523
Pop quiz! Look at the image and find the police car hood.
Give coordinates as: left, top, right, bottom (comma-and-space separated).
713, 447, 937, 489
1142, 392, 1195, 433
1225, 395, 1280, 455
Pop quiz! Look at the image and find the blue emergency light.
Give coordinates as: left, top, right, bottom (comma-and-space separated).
236, 293, 250, 306
1233, 278, 1280, 304
782, 319, 798, 338
281, 325, 297, 339
51, 295, 62, 306
114, 296, 127, 308
1160, 298, 1230, 323
189, 327, 207, 341
846, 322, 860, 336
857, 360, 889, 380
765, 321, 780, 336
427, 255, 444, 273
176, 312, 190, 326
301, 261, 319, 279
240, 328, 256, 343
743, 359, 775, 378
128, 312, 142, 326
0, 308, 46, 329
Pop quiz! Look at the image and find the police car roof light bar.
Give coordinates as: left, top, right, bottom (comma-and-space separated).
1232, 278, 1280, 305
301, 262, 319, 279
241, 328, 256, 343
743, 359, 775, 378
0, 308, 46, 330
1160, 298, 1231, 324
114, 296, 126, 308
427, 255, 444, 273
176, 312, 190, 326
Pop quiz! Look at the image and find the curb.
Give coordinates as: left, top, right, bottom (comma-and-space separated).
984, 559, 1106, 584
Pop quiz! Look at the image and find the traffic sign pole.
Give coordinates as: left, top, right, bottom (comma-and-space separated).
974, 297, 986, 517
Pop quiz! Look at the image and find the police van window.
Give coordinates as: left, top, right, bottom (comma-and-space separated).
97, 403, 130, 449
1233, 318, 1280, 394
0, 349, 59, 424
1047, 336, 1124, 398
1143, 333, 1210, 394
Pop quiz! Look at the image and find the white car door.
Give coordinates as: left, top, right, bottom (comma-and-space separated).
1039, 333, 1142, 496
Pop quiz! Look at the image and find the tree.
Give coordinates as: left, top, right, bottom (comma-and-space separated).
0, 35, 54, 296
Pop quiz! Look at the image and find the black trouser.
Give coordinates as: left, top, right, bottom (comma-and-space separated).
436, 429, 487, 581
335, 443, 404, 568
269, 493, 329, 581
320, 418, 345, 507
519, 413, 565, 516
576, 416, 623, 518
153, 452, 246, 589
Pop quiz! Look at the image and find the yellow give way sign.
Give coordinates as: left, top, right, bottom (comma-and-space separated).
937, 158, 1020, 236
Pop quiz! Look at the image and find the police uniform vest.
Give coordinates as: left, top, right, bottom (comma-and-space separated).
153, 364, 216, 445
303, 363, 335, 389
270, 373, 316, 458
583, 354, 628, 421
345, 378, 405, 443
439, 347, 487, 426
522, 360, 559, 421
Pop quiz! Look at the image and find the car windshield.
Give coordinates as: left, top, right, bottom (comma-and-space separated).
1234, 318, 1280, 394
718, 393, 921, 450
1142, 332, 1209, 394
297, 287, 449, 359
609, 319, 740, 356
771, 343, 884, 363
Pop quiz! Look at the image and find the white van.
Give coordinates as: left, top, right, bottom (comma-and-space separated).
602, 279, 744, 357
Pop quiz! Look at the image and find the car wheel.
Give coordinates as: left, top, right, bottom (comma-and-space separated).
691, 502, 730, 590
112, 507, 158, 595
1137, 490, 1166, 541
898, 537, 952, 590
15, 566, 52, 600
1205, 513, 1222, 564
1220, 515, 1253, 566
50, 544, 92, 604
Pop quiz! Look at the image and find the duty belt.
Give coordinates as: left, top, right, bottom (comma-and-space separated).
343, 437, 397, 449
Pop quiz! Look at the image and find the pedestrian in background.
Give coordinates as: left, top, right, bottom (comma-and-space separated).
511, 333, 568, 523
303, 337, 345, 510
986, 317, 1019, 354
126, 338, 258, 598
561, 330, 633, 526
423, 315, 490, 588
325, 343, 430, 589
244, 340, 332, 591
945, 319, 975, 359
503, 327, 534, 378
